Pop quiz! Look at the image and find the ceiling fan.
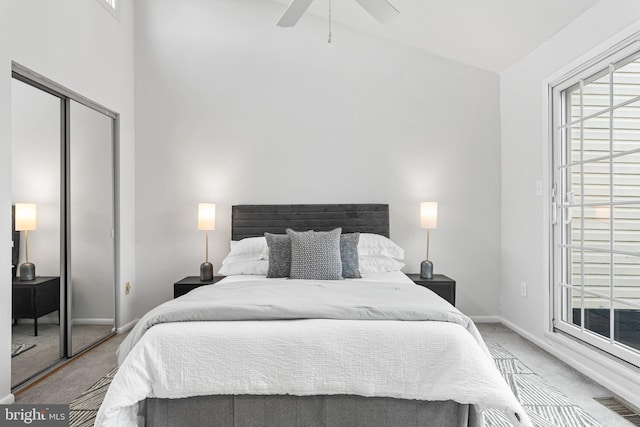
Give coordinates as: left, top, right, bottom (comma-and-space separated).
276, 0, 399, 28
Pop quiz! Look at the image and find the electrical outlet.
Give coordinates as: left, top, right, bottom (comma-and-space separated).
520, 282, 527, 297
125, 282, 131, 295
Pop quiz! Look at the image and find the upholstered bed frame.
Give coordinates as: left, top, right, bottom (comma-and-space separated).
143, 204, 481, 427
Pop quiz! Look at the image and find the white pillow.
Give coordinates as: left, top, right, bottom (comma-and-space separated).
358, 256, 405, 274
218, 260, 268, 276
222, 237, 268, 264
358, 233, 404, 260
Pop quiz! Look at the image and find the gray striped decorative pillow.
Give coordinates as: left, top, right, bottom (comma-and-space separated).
286, 228, 343, 280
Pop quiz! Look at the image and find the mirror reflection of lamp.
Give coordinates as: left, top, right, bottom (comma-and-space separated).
420, 202, 438, 279
198, 203, 216, 281
15, 203, 37, 281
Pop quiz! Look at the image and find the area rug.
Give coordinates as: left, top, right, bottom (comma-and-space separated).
11, 343, 35, 358
484, 344, 601, 427
69, 346, 601, 427
69, 367, 117, 427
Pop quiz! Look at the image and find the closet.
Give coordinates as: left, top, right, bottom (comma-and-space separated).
11, 63, 118, 388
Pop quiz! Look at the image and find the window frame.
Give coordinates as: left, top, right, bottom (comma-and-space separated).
550, 35, 640, 368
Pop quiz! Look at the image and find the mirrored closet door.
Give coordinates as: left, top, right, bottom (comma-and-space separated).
68, 100, 116, 356
11, 63, 118, 388
11, 78, 63, 387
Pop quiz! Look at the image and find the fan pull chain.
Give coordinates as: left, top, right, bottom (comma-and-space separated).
328, 0, 332, 43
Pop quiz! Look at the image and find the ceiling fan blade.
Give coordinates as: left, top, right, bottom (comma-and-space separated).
277, 0, 315, 27
353, 0, 399, 24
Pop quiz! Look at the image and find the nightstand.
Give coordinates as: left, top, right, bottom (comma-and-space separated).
12, 276, 60, 336
174, 276, 225, 298
406, 274, 456, 306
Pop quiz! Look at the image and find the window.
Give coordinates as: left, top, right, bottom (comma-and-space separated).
551, 38, 640, 367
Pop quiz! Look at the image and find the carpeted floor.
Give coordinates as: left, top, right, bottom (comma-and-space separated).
12, 323, 114, 387
13, 331, 127, 405
68, 344, 602, 427
11, 323, 62, 386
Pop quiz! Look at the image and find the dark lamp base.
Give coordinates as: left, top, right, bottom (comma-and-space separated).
20, 262, 36, 281
420, 260, 433, 279
200, 262, 213, 281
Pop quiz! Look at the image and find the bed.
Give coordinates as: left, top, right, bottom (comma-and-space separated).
95, 204, 530, 427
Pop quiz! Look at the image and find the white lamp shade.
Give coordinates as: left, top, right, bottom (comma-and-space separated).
198, 203, 216, 230
15, 203, 37, 231
420, 202, 438, 229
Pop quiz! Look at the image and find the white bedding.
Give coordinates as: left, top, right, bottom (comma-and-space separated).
96, 272, 531, 427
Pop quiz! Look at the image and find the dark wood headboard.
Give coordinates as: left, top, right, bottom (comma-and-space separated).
232, 204, 389, 241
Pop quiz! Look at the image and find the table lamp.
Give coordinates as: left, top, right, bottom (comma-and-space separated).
420, 202, 437, 279
198, 203, 216, 281
15, 203, 37, 281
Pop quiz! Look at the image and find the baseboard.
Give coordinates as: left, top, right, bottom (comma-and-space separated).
116, 318, 138, 333
15, 317, 58, 325
0, 394, 15, 404
15, 318, 114, 326
469, 315, 502, 323
498, 317, 549, 349
72, 318, 114, 326
499, 317, 640, 409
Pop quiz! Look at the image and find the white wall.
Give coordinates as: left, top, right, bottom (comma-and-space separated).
134, 0, 502, 317
500, 0, 640, 408
0, 0, 135, 402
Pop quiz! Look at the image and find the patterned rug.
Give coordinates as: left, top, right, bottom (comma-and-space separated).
69, 346, 601, 427
484, 345, 601, 427
69, 367, 117, 427
11, 343, 35, 358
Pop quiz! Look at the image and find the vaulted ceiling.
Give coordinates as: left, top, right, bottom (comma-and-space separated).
271, 0, 600, 73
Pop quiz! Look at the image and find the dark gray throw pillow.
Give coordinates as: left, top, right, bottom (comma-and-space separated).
265, 233, 291, 278
287, 228, 343, 280
340, 233, 361, 279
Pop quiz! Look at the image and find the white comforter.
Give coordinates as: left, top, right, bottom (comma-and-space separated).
95, 272, 531, 427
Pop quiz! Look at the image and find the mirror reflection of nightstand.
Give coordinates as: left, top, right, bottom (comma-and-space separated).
12, 276, 60, 336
